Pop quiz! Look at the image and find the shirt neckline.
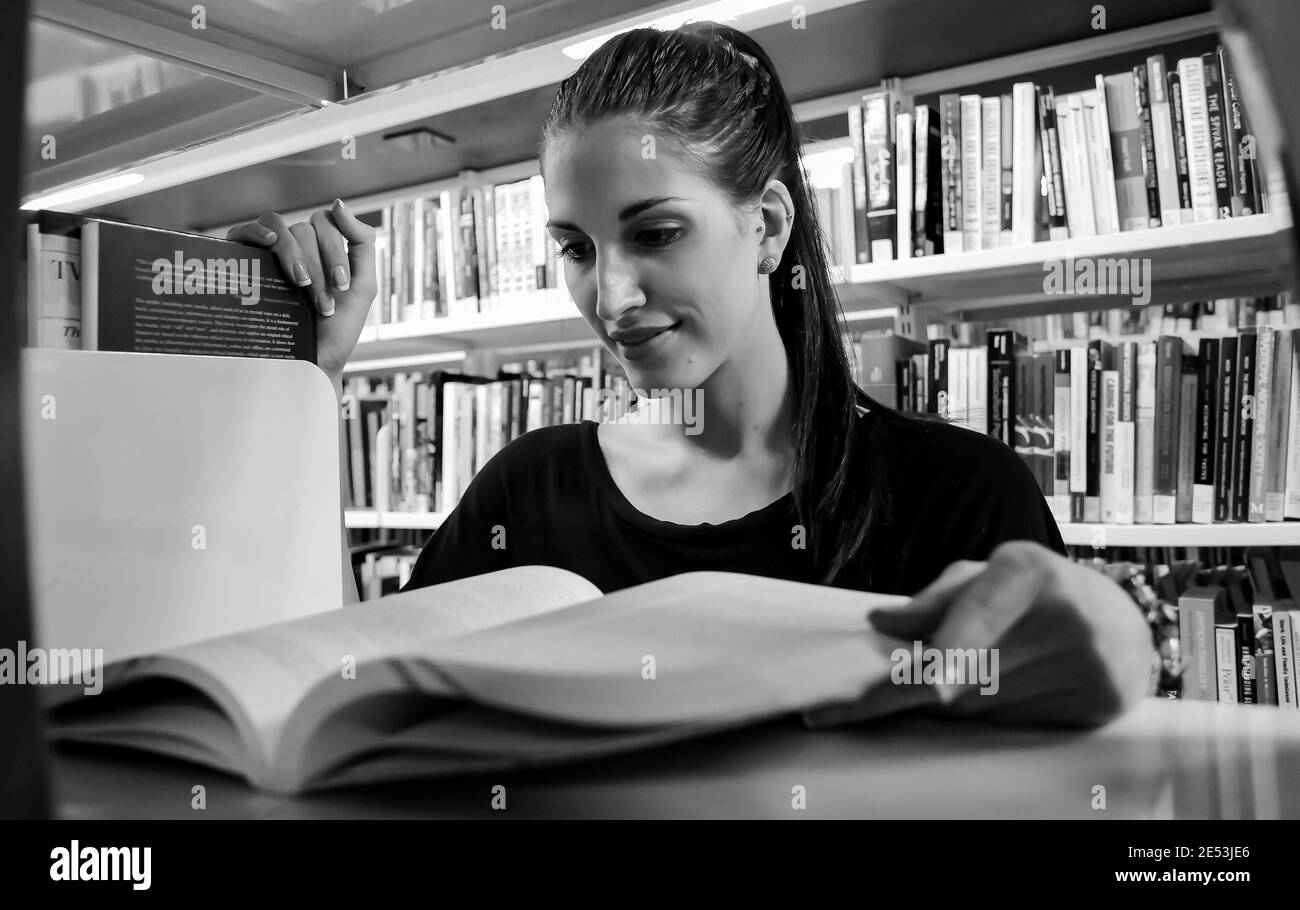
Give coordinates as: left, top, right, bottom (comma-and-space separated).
579, 420, 794, 539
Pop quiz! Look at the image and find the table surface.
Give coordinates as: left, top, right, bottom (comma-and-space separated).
50, 697, 1300, 819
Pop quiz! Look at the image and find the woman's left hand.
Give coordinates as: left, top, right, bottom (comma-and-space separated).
816, 541, 1156, 728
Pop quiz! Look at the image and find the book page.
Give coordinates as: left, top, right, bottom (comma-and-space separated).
408, 571, 911, 728
109, 565, 601, 779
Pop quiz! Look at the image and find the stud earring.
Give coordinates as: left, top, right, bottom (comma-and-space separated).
758, 257, 778, 274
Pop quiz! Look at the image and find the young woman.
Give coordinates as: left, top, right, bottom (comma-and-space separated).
229, 22, 1154, 725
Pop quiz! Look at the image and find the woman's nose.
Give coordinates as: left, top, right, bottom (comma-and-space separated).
594, 255, 646, 322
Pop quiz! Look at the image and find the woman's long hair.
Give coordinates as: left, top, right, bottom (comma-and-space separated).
539, 21, 908, 586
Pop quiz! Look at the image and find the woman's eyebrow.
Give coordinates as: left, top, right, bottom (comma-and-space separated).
546, 195, 689, 232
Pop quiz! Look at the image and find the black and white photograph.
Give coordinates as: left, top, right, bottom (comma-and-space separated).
3, 0, 1299, 890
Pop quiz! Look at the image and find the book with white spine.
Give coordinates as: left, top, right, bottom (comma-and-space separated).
959, 95, 983, 251
1177, 56, 1219, 222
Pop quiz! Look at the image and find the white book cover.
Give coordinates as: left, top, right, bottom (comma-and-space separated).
959, 95, 983, 252
1177, 57, 1219, 222
1010, 82, 1039, 246
1134, 341, 1157, 524
949, 346, 968, 429
1091, 77, 1122, 235
1056, 95, 1096, 238
440, 382, 459, 514
1147, 55, 1182, 226
1284, 329, 1300, 518
980, 97, 1001, 250
968, 346, 988, 436
896, 111, 914, 261
1100, 369, 1119, 522
27, 228, 82, 350
1265, 330, 1292, 521
1215, 626, 1238, 704
1115, 420, 1135, 524
1066, 93, 1097, 237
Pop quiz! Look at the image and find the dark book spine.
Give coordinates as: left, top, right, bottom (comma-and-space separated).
863, 91, 897, 261
987, 330, 1020, 446
1195, 337, 1220, 490
1153, 335, 1183, 519
1013, 352, 1035, 480
1218, 45, 1261, 216
1202, 53, 1234, 219
1237, 611, 1258, 704
1037, 86, 1068, 237
1132, 64, 1162, 227
928, 338, 950, 418
939, 94, 962, 250
1054, 348, 1071, 512
914, 106, 945, 256
1033, 352, 1054, 496
1232, 331, 1257, 521
896, 359, 913, 412
1085, 340, 1106, 512
1166, 69, 1194, 215
1000, 93, 1014, 238
1213, 335, 1238, 521
848, 103, 872, 264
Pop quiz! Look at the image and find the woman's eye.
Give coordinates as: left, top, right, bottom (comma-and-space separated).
640, 227, 682, 247
554, 243, 588, 263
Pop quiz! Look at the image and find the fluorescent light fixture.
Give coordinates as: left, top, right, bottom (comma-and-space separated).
562, 0, 791, 60
803, 145, 854, 189
22, 173, 145, 211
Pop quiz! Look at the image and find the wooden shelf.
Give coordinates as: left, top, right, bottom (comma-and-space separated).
846, 213, 1295, 319
1059, 522, 1300, 548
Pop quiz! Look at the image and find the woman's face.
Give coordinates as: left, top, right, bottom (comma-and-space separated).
542, 118, 772, 394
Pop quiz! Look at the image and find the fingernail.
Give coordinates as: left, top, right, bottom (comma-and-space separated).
259, 227, 277, 243
322, 303, 335, 317
293, 261, 311, 286
334, 198, 348, 213
319, 294, 334, 317
333, 265, 350, 290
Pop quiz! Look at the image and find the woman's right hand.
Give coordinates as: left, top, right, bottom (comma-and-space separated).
226, 199, 377, 380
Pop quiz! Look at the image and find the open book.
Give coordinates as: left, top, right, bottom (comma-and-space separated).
48, 567, 940, 795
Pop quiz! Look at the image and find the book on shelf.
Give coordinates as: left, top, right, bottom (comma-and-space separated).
44, 565, 945, 795
886, 294, 1300, 527
1079, 547, 1300, 707
838, 40, 1274, 265
23, 211, 317, 362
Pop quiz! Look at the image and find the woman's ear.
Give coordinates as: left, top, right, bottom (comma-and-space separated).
756, 179, 794, 261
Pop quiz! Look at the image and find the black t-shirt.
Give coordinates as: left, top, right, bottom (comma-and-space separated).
399, 409, 1066, 598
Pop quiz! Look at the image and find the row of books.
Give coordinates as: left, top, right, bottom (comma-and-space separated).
363, 173, 568, 326
840, 43, 1269, 264
1072, 546, 1300, 707
343, 351, 634, 513
897, 319, 1300, 527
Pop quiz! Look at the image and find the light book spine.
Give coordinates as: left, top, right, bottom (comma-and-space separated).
1248, 326, 1274, 522
896, 109, 914, 261
1101, 72, 1149, 231
1177, 57, 1219, 222
1011, 82, 1039, 246
959, 94, 983, 251
1265, 329, 1292, 520
1100, 369, 1119, 523
1215, 624, 1239, 704
1178, 587, 1219, 701
968, 346, 988, 435
1065, 92, 1097, 237
1070, 344, 1089, 522
1147, 55, 1182, 226
1134, 340, 1158, 524
1091, 78, 1122, 234
1285, 329, 1300, 518
980, 96, 1002, 250
949, 346, 968, 429
1116, 342, 1136, 525
1273, 609, 1299, 709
